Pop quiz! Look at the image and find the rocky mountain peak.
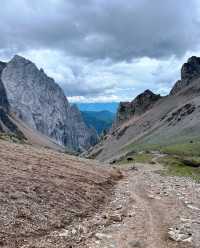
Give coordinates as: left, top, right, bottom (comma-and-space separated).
12, 54, 27, 62
131, 89, 159, 104
115, 89, 161, 125
171, 56, 200, 95
10, 55, 36, 70
181, 56, 200, 81
0, 55, 98, 151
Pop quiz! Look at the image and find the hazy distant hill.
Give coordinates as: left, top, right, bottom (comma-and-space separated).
77, 102, 119, 113
81, 110, 115, 134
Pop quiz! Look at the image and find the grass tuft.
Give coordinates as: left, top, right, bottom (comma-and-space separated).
0, 132, 26, 144
158, 156, 200, 182
160, 142, 200, 157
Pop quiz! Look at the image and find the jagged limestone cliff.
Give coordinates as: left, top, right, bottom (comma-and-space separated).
0, 55, 98, 151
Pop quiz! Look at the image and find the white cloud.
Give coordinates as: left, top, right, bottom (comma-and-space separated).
5, 48, 197, 103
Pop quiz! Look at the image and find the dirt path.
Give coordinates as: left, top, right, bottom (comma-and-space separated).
79, 162, 200, 248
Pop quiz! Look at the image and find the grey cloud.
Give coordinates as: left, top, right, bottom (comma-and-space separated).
1, 0, 200, 103
62, 80, 116, 97
0, 0, 200, 61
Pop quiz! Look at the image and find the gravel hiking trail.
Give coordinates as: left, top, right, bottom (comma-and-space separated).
80, 162, 200, 248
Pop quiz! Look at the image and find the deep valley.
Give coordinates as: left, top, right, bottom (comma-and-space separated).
0, 51, 200, 248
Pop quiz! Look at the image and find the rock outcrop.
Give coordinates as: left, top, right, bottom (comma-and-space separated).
115, 90, 161, 125
170, 56, 200, 95
0, 108, 25, 139
0, 61, 25, 138
0, 55, 98, 151
69, 104, 98, 151
0, 61, 9, 111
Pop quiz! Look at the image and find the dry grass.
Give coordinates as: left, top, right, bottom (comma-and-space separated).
158, 155, 200, 182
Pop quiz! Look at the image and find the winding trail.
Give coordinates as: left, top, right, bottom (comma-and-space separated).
82, 162, 198, 248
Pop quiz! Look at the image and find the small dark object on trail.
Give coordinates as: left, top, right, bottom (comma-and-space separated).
190, 140, 193, 143
110, 160, 117, 164
127, 157, 134, 162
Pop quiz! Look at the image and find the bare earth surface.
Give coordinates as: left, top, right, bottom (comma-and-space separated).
0, 141, 199, 247
0, 141, 121, 247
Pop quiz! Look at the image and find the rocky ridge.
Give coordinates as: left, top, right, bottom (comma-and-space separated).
115, 56, 200, 129
115, 89, 161, 126
170, 56, 200, 95
87, 56, 200, 161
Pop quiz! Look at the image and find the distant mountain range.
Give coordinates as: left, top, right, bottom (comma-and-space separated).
81, 110, 115, 135
77, 102, 119, 113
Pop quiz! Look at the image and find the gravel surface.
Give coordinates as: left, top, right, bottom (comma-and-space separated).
79, 163, 200, 248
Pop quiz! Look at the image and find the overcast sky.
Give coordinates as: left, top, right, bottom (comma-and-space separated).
0, 0, 200, 102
